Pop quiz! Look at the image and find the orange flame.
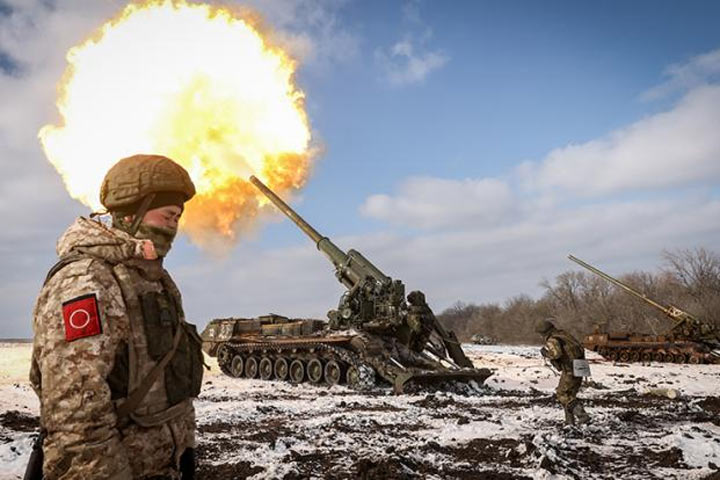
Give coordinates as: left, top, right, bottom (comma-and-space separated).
39, 0, 314, 248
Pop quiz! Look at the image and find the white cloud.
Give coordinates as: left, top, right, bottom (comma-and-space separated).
5, 189, 717, 338
169, 194, 720, 335
374, 1, 448, 86
526, 85, 720, 195
239, 0, 359, 68
375, 40, 448, 86
360, 176, 514, 229
2, 5, 719, 340
0, 0, 355, 144
361, 82, 720, 231
0, 0, 358, 338
181, 56, 720, 330
0, 1, 119, 147
377, 196, 720, 308
642, 47, 720, 100
174, 241, 345, 323
352, 73, 720, 318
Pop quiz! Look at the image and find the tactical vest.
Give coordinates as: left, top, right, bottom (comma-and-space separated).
550, 329, 586, 370
45, 255, 204, 427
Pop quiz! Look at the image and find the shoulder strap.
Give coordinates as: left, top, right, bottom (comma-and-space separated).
44, 253, 178, 425
115, 323, 183, 424
554, 330, 584, 358
43, 253, 91, 286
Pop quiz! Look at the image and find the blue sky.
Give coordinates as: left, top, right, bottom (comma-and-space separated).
260, 0, 720, 235
1, 0, 720, 337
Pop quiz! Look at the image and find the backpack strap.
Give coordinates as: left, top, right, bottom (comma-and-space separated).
115, 324, 183, 425
554, 330, 585, 359
44, 253, 185, 426
43, 253, 92, 286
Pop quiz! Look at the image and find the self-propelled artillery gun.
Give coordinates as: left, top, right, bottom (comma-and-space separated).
569, 255, 720, 364
201, 177, 492, 392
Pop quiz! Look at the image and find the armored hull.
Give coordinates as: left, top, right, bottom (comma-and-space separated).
583, 332, 720, 364
202, 314, 492, 393
569, 255, 720, 365
471, 334, 497, 345
208, 177, 493, 392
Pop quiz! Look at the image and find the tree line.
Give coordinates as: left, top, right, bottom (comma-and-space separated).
437, 248, 720, 345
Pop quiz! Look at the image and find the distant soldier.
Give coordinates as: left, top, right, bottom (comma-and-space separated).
536, 318, 591, 426
403, 290, 436, 352
28, 154, 204, 479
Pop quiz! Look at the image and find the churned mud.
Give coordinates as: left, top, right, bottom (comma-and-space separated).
192, 385, 720, 479
1, 344, 719, 479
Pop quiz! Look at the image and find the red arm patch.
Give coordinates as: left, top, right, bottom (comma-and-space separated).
62, 293, 103, 342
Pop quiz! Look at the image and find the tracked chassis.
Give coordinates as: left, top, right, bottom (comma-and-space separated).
571, 255, 720, 365
202, 315, 492, 393
584, 332, 720, 364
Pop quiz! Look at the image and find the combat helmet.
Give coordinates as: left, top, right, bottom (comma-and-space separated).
101, 154, 195, 234
535, 318, 555, 335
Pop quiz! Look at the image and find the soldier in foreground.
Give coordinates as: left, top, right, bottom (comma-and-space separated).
536, 318, 591, 426
28, 154, 204, 479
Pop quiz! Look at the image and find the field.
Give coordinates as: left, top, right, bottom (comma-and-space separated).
1, 342, 719, 479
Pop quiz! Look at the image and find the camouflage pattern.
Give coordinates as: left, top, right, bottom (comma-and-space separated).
542, 328, 587, 415
404, 291, 435, 352
100, 154, 195, 212
134, 222, 177, 257
555, 373, 583, 407
30, 217, 200, 480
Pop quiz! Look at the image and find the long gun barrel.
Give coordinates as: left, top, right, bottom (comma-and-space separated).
249, 176, 389, 289
568, 255, 670, 313
568, 254, 698, 331
249, 175, 476, 369
249, 176, 324, 244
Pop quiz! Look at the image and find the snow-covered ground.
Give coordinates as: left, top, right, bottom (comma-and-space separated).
1, 342, 719, 479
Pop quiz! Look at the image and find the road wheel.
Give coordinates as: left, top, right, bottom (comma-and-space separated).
307, 358, 324, 383
217, 344, 232, 366
324, 360, 343, 385
245, 356, 259, 378
688, 355, 701, 364
230, 355, 244, 378
609, 351, 619, 361
673, 353, 686, 364
662, 353, 674, 362
652, 352, 664, 363
346, 364, 375, 391
619, 351, 630, 363
629, 351, 640, 362
259, 357, 274, 380
274, 357, 289, 381
289, 359, 305, 383
641, 352, 652, 363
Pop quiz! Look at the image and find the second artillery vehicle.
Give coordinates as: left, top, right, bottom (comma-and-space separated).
201, 176, 492, 393
569, 255, 720, 364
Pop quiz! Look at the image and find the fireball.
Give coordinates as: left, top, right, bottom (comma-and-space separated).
39, 0, 314, 247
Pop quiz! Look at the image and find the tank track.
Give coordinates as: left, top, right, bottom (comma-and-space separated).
215, 340, 377, 389
217, 344, 234, 376
595, 345, 719, 364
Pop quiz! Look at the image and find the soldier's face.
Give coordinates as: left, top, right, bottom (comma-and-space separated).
142, 205, 183, 231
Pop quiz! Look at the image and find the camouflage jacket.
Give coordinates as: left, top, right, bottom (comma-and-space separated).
544, 328, 585, 372
30, 217, 203, 480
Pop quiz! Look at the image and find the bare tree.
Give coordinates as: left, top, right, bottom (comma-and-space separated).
663, 247, 720, 323
663, 248, 720, 299
438, 248, 720, 344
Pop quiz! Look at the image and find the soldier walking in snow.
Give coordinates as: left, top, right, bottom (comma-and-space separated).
536, 318, 591, 426
28, 154, 204, 479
